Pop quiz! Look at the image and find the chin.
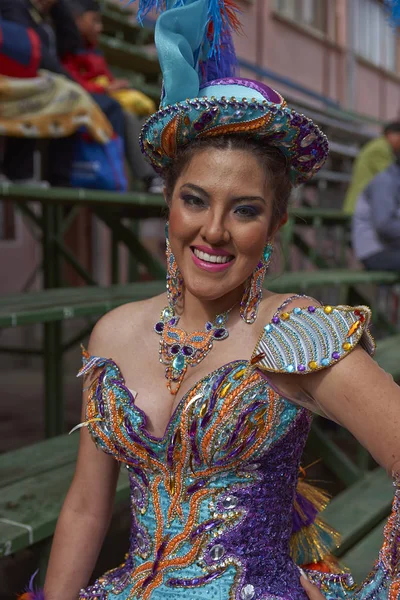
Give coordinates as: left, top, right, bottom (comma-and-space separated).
184, 275, 240, 303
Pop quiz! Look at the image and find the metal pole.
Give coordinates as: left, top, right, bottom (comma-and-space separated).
346, 0, 357, 111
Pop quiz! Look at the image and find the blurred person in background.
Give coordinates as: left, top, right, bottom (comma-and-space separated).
0, 0, 112, 186
344, 121, 400, 215
352, 158, 400, 271
64, 0, 163, 193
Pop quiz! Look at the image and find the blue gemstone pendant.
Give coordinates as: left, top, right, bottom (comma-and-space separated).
172, 353, 186, 372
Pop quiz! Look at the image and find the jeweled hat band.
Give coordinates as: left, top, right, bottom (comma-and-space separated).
140, 78, 329, 186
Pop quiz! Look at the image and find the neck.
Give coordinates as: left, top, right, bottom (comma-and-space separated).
177, 286, 244, 330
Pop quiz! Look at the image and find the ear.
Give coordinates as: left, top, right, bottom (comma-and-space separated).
163, 185, 170, 207
269, 211, 288, 239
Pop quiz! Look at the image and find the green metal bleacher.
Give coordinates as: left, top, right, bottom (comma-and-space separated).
0, 0, 399, 588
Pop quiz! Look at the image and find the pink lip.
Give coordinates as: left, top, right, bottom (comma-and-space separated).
192, 245, 233, 257
191, 248, 235, 272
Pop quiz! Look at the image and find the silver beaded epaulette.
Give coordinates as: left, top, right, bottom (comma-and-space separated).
253, 304, 375, 375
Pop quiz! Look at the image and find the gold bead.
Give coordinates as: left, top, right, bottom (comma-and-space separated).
324, 305, 333, 314
281, 312, 290, 320
220, 382, 232, 398
342, 342, 351, 351
308, 361, 318, 370
234, 368, 246, 380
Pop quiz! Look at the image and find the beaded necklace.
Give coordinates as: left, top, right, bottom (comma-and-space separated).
154, 304, 235, 395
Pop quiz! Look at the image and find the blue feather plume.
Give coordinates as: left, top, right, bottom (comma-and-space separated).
126, 0, 239, 80
385, 0, 400, 25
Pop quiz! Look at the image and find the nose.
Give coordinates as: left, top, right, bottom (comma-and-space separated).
200, 208, 231, 245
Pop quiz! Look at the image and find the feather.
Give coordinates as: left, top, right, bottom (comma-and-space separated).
126, 0, 240, 79
68, 418, 103, 435
385, 0, 400, 25
17, 571, 45, 600
290, 480, 341, 566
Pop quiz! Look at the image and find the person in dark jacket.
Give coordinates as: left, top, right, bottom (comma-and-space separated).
352, 159, 400, 271
0, 0, 84, 184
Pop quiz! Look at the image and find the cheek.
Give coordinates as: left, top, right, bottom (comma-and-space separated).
168, 202, 197, 243
234, 223, 268, 260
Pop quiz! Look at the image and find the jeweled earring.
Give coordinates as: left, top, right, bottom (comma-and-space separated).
165, 222, 184, 307
240, 242, 273, 324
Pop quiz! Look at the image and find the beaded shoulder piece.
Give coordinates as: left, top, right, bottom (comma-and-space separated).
252, 304, 375, 376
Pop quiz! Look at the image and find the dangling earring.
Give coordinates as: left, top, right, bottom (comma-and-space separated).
165, 222, 184, 307
240, 242, 273, 324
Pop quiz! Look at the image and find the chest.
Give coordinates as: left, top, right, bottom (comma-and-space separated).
115, 325, 260, 438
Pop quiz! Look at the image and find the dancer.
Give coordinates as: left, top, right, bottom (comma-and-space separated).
20, 1, 399, 599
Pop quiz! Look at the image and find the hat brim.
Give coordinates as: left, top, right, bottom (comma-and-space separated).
140, 92, 328, 185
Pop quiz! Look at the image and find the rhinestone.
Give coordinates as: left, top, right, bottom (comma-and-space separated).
286, 364, 295, 373
222, 495, 238, 510
264, 324, 272, 333
241, 584, 255, 600
154, 321, 164, 333
132, 486, 142, 503
136, 532, 146, 550
245, 462, 260, 471
300, 132, 317, 147
297, 364, 305, 372
213, 328, 227, 339
332, 352, 340, 360
210, 544, 225, 560
298, 154, 313, 163
321, 358, 330, 366
172, 354, 185, 371
293, 307, 302, 314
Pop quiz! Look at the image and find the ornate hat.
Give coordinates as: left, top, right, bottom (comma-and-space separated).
133, 0, 329, 185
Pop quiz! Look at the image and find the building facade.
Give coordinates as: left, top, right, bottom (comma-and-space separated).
235, 0, 400, 120
1, 0, 400, 297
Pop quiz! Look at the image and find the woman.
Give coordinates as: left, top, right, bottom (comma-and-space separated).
21, 1, 399, 599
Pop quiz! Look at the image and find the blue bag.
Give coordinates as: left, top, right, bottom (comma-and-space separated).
71, 133, 128, 192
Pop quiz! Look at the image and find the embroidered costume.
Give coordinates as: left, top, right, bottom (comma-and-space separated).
18, 2, 400, 599
75, 304, 400, 600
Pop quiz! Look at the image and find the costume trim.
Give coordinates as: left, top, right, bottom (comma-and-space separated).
253, 304, 375, 376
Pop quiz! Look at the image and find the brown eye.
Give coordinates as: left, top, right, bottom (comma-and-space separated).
182, 195, 206, 208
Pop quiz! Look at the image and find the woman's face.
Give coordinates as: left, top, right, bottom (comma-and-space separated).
167, 147, 275, 303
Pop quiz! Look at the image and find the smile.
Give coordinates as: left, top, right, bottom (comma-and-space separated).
193, 248, 232, 264
191, 247, 235, 272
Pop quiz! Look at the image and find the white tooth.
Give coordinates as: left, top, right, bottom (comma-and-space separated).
199, 251, 206, 260
216, 256, 223, 263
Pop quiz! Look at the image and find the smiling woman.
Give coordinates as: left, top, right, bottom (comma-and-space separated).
19, 1, 400, 600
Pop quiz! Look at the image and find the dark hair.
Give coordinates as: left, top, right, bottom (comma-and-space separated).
383, 121, 400, 135
164, 135, 292, 234
69, 0, 100, 16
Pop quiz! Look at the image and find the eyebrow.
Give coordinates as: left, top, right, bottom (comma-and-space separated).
180, 183, 266, 204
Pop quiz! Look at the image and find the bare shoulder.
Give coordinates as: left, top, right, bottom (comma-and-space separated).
88, 292, 167, 357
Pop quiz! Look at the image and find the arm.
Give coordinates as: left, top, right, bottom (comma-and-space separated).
301, 347, 400, 474
368, 174, 400, 241
62, 53, 108, 93
44, 337, 120, 599
255, 299, 399, 474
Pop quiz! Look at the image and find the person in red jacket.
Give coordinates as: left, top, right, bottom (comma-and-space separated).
63, 0, 162, 192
